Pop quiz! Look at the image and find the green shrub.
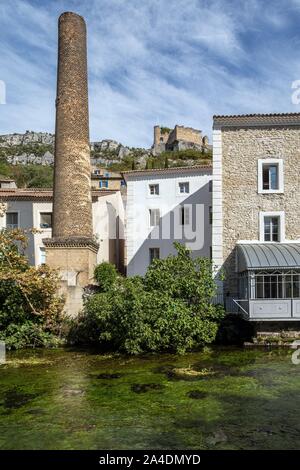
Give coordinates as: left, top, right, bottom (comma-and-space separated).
70, 244, 225, 354
1, 322, 62, 349
94, 262, 119, 292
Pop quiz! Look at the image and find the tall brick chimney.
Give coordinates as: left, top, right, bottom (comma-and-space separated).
44, 12, 98, 316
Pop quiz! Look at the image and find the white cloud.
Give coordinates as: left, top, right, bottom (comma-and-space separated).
0, 0, 300, 147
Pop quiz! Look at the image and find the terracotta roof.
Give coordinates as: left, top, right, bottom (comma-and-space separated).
0, 188, 117, 200
213, 112, 300, 128
122, 164, 212, 179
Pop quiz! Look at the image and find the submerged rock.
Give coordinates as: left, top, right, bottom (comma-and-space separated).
162, 366, 216, 381
96, 373, 123, 379
207, 430, 228, 446
62, 388, 85, 397
2, 388, 38, 409
131, 383, 165, 394
26, 408, 46, 415
187, 390, 208, 400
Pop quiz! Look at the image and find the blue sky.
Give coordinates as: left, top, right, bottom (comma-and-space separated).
1, 0, 300, 147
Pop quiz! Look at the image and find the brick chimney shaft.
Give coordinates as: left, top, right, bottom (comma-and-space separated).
52, 12, 93, 238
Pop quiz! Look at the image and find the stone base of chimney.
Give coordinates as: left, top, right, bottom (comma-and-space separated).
43, 237, 98, 317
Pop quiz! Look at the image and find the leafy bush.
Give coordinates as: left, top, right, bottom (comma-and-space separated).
70, 243, 225, 354
94, 262, 119, 292
0, 229, 64, 349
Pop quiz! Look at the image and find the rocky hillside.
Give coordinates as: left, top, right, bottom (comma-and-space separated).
0, 131, 212, 186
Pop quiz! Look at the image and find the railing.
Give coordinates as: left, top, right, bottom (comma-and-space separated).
211, 293, 224, 305
231, 299, 249, 317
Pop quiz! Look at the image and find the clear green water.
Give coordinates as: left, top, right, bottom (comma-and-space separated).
0, 347, 299, 450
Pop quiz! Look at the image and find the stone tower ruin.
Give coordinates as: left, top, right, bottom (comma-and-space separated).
152, 124, 210, 155
44, 12, 98, 316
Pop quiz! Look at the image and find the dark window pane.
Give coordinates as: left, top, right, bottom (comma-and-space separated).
263, 166, 270, 189
149, 248, 160, 264
285, 275, 292, 298
6, 212, 18, 228
256, 276, 264, 298
278, 277, 283, 298
40, 213, 52, 229
293, 281, 300, 298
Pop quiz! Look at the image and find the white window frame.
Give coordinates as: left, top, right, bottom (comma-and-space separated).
149, 247, 160, 263
148, 183, 160, 196
178, 181, 190, 194
259, 211, 285, 243
180, 206, 191, 226
5, 211, 19, 229
39, 247, 46, 265
149, 208, 160, 227
258, 158, 284, 194
39, 212, 52, 230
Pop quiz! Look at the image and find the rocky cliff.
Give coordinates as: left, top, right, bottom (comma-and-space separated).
0, 131, 211, 170
0, 131, 149, 167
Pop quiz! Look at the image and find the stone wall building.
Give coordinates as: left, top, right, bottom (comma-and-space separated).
152, 125, 210, 155
212, 113, 300, 322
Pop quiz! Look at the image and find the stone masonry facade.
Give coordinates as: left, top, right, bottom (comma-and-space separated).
220, 123, 300, 296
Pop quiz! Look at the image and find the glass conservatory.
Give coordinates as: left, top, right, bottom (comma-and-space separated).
235, 243, 300, 320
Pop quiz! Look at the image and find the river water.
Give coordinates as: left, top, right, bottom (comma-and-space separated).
0, 347, 299, 449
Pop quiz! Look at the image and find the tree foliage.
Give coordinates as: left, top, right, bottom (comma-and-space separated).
0, 160, 53, 188
70, 243, 225, 354
94, 262, 118, 293
0, 229, 64, 349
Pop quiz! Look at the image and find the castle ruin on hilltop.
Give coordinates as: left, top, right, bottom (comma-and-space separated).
152, 125, 210, 155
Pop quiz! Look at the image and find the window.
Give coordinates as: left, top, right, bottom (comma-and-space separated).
149, 184, 159, 195
6, 212, 18, 229
209, 206, 213, 225
264, 216, 279, 242
260, 211, 284, 243
99, 180, 108, 188
263, 164, 278, 190
149, 247, 160, 263
94, 169, 100, 175
253, 272, 300, 299
180, 206, 190, 225
258, 159, 283, 193
40, 213, 52, 229
209, 180, 213, 192
179, 182, 189, 194
149, 209, 160, 226
39, 247, 46, 265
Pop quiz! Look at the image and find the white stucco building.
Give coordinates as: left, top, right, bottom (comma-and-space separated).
123, 166, 213, 276
0, 187, 125, 270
